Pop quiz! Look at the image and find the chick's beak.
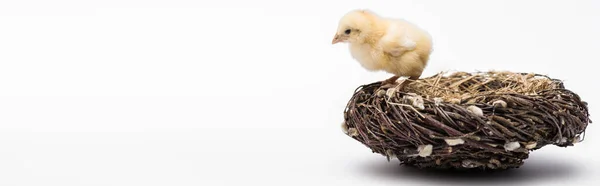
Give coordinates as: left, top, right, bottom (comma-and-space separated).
332, 34, 341, 44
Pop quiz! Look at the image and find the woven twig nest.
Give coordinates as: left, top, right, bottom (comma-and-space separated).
342, 71, 591, 170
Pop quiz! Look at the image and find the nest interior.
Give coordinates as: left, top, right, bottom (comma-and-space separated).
342, 71, 591, 170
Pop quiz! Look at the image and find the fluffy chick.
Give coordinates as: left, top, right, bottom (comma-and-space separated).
332, 9, 433, 90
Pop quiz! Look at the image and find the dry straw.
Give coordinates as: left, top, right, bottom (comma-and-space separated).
342, 71, 591, 170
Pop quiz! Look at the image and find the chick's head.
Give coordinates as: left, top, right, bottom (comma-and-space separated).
332, 9, 378, 45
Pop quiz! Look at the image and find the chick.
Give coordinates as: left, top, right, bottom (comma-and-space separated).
332, 9, 433, 90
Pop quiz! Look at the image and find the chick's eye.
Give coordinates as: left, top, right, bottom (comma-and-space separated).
344, 29, 351, 34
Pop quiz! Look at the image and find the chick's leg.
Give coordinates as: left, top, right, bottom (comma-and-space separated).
379, 75, 400, 89
396, 75, 420, 91
381, 75, 400, 85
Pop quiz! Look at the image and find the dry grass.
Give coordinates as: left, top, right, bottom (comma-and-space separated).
404, 71, 562, 102
342, 71, 590, 170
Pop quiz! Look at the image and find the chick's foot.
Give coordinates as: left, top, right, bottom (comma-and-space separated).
395, 75, 419, 92
380, 76, 400, 89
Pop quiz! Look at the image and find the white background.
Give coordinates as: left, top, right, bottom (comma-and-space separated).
0, 0, 598, 185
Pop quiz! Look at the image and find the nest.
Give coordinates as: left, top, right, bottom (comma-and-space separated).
342, 71, 591, 170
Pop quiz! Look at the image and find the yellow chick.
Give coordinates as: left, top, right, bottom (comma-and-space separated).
332, 9, 433, 90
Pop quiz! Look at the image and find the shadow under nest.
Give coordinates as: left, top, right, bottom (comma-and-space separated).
342, 71, 591, 170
